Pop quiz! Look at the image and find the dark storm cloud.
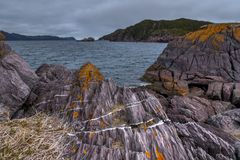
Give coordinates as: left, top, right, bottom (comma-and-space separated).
0, 0, 239, 39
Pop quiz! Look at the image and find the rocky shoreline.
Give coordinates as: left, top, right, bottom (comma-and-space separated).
0, 24, 240, 160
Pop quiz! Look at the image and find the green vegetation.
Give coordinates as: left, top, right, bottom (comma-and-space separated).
100, 18, 212, 42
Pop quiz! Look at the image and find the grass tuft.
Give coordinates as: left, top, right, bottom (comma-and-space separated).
0, 113, 73, 160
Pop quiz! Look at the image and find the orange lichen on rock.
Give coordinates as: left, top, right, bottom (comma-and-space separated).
73, 111, 79, 119
185, 24, 229, 43
233, 27, 240, 42
83, 149, 87, 155
155, 149, 165, 160
214, 34, 225, 43
77, 95, 83, 103
212, 34, 225, 49
145, 151, 151, 159
78, 63, 104, 90
163, 81, 189, 96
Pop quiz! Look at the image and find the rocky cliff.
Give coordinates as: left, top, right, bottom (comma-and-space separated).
142, 23, 240, 148
143, 24, 240, 95
99, 18, 212, 42
0, 29, 240, 159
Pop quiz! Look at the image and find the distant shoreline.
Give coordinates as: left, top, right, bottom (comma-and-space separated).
0, 30, 76, 41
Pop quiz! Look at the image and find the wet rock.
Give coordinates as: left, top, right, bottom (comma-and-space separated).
0, 40, 38, 120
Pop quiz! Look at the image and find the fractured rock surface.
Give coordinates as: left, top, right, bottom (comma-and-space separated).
0, 38, 38, 120
167, 96, 235, 123
143, 24, 240, 96
15, 63, 238, 160
207, 109, 240, 138
0, 27, 239, 159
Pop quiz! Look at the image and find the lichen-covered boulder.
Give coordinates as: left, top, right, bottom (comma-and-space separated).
143, 24, 240, 96
0, 41, 38, 121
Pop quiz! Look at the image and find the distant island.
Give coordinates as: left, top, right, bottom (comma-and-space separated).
0, 30, 76, 41
79, 37, 95, 42
99, 18, 212, 42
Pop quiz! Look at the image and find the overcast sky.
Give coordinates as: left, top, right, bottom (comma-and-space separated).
0, 0, 239, 39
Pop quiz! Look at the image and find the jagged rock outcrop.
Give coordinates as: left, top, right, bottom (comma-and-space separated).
207, 109, 240, 138
12, 62, 237, 159
176, 122, 237, 160
205, 82, 240, 106
0, 36, 239, 159
167, 96, 235, 123
0, 34, 38, 121
142, 24, 240, 96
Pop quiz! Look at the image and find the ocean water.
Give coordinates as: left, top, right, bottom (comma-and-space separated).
8, 41, 167, 86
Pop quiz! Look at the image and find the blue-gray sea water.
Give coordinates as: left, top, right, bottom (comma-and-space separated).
8, 41, 167, 86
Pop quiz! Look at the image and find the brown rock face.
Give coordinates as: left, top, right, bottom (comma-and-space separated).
143, 24, 240, 96
0, 32, 5, 41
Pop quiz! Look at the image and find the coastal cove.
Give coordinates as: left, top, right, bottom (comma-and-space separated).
8, 40, 167, 86
1, 24, 240, 160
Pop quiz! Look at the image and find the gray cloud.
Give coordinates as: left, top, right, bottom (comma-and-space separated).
0, 0, 239, 39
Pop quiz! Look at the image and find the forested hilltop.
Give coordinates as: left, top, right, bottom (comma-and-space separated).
100, 18, 212, 42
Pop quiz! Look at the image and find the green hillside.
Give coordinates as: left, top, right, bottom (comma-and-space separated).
100, 18, 212, 42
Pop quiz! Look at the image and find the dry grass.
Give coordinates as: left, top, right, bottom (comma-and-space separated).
232, 131, 240, 140
0, 113, 73, 160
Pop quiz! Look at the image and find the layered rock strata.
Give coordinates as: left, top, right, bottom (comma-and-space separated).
0, 27, 239, 159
